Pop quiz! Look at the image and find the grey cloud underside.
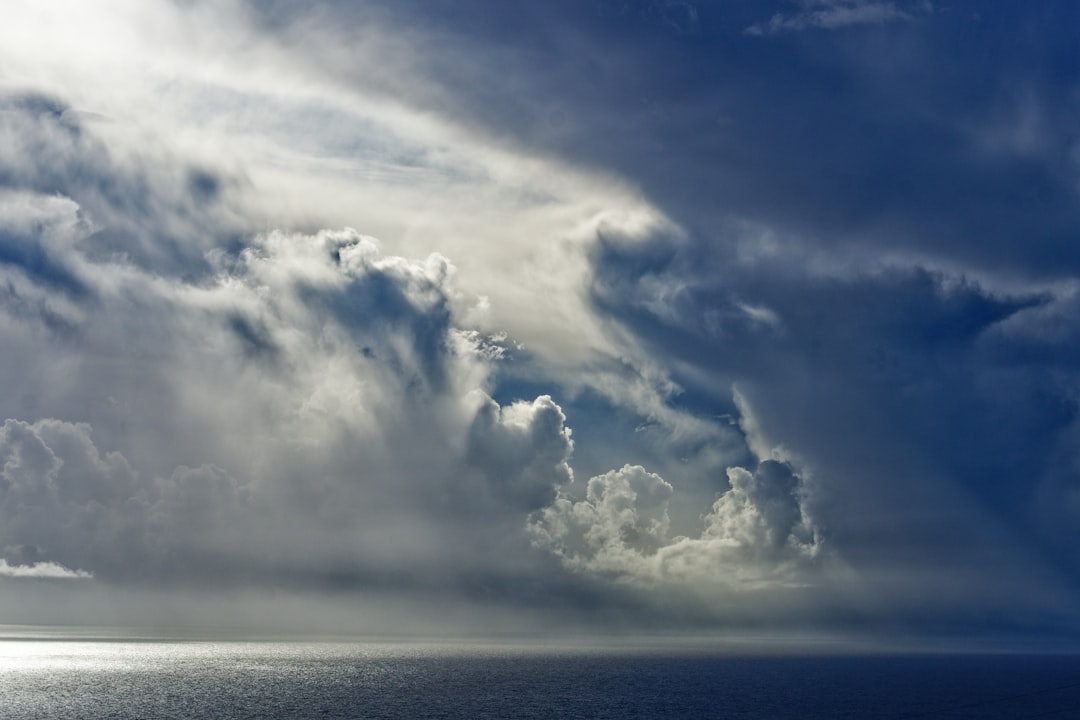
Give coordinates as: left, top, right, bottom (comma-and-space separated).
0, 95, 247, 279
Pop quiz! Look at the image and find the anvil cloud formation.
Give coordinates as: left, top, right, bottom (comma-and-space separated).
2, 0, 1080, 641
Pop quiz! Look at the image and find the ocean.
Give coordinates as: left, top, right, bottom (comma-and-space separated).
1, 633, 1079, 718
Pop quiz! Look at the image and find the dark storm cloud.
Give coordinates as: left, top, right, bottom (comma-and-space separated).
272, 0, 1080, 279
585, 223, 1080, 620
251, 0, 1080, 630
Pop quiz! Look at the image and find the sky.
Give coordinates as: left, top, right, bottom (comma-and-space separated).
2, 0, 1080, 644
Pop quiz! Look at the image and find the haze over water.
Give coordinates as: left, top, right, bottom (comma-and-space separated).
2, 627, 1080, 719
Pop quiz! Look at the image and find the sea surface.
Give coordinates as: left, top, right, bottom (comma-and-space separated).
1, 631, 1079, 719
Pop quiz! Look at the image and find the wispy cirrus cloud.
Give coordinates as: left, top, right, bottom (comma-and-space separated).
745, 0, 923, 35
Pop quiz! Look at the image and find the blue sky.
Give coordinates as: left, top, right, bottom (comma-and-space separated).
1, 0, 1080, 642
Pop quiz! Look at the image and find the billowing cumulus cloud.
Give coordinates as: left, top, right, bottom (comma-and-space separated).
531, 459, 818, 588
466, 395, 574, 513
531, 464, 675, 579
0, 212, 583, 589
0, 419, 139, 578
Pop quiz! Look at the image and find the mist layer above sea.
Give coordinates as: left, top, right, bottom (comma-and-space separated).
1, 631, 1079, 719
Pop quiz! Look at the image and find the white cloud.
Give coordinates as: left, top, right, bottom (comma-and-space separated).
746, 0, 918, 35
529, 464, 674, 578
0, 0, 672, 389
0, 199, 589, 587
0, 1, 728, 493
465, 395, 575, 512
0, 160, 815, 614
0, 559, 92, 580
530, 456, 820, 590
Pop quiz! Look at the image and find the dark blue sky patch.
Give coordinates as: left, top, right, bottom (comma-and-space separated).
296, 268, 455, 397
225, 313, 280, 364
0, 228, 90, 300
186, 169, 222, 204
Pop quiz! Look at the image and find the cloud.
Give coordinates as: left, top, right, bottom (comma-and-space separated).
0, 143, 819, 622
0, 93, 245, 278
2, 0, 1080, 639
0, 1, 666, 364
0, 10, 687, 437
746, 1, 919, 36
581, 210, 1080, 627
465, 395, 574, 512
699, 461, 818, 561
0, 419, 138, 576
0, 187, 590, 594
531, 458, 819, 590
530, 464, 674, 579
0, 559, 92, 580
